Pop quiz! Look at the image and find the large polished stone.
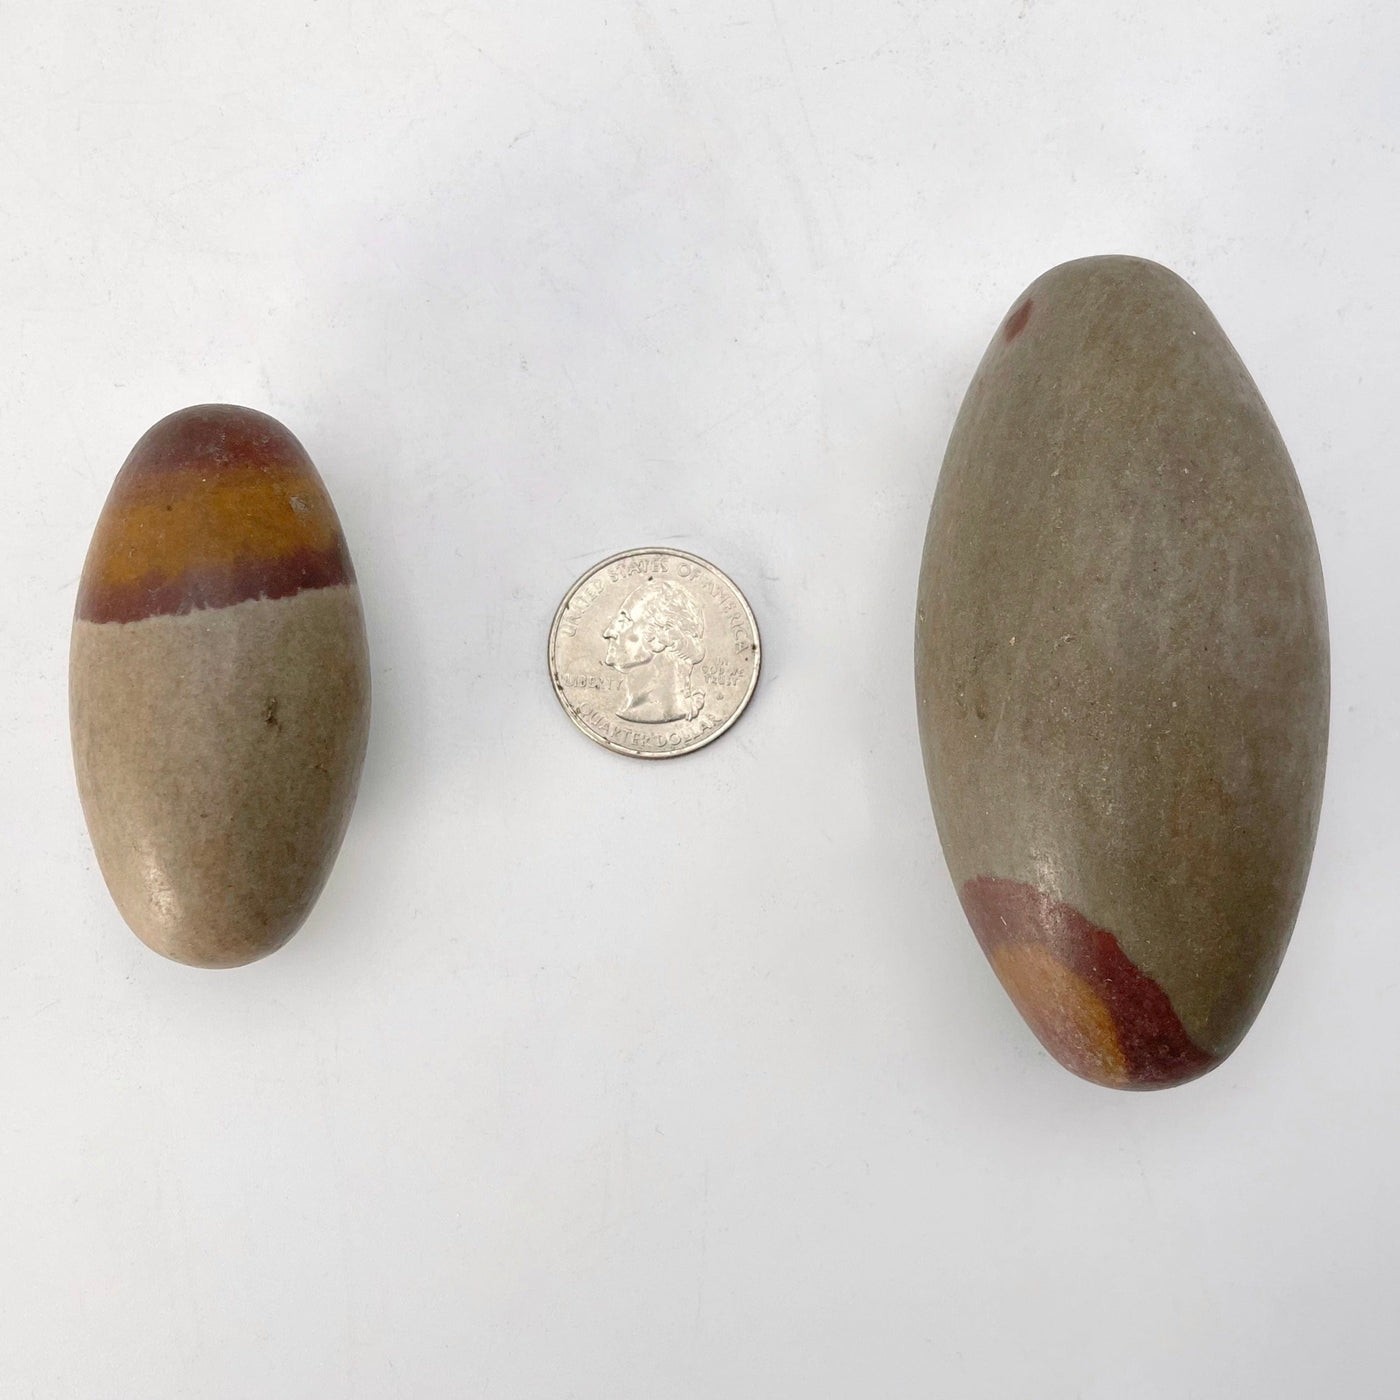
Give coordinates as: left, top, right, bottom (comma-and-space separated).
915, 257, 1328, 1088
71, 405, 371, 967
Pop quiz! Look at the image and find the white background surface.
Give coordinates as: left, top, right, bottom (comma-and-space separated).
1, 3, 1396, 1396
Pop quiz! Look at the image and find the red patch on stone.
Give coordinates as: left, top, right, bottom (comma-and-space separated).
78, 543, 354, 624
1002, 299, 1033, 341
115, 404, 311, 478
959, 876, 1217, 1088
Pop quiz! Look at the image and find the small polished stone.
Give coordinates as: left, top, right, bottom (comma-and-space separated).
915, 256, 1328, 1089
70, 405, 371, 968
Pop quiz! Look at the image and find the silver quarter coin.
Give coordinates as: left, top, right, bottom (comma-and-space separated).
548, 547, 761, 759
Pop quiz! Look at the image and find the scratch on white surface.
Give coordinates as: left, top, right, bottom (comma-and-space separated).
694, 1160, 710, 1335
428, 10, 567, 114
693, 360, 808, 439
767, 0, 906, 419
768, 0, 822, 159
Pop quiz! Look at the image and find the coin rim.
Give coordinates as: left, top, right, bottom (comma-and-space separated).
547, 547, 762, 760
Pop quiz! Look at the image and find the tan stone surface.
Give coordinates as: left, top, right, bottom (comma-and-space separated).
71, 585, 370, 967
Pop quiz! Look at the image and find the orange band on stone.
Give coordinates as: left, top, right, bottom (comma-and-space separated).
988, 943, 1130, 1087
76, 405, 355, 625
83, 464, 342, 590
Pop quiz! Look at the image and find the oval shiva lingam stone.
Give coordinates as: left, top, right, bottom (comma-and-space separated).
70, 405, 370, 968
915, 256, 1328, 1089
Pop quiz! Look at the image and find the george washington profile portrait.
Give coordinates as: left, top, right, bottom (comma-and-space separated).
601, 579, 707, 723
